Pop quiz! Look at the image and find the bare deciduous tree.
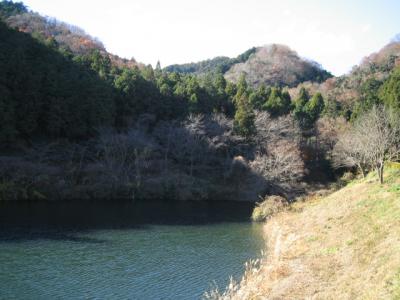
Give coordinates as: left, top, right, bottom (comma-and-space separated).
250, 140, 304, 183
250, 111, 304, 185
96, 127, 154, 196
332, 131, 368, 178
333, 106, 400, 183
316, 116, 349, 155
254, 111, 301, 149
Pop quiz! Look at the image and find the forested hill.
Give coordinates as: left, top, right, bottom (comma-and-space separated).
0, 0, 399, 203
0, 0, 140, 69
165, 44, 332, 88
0, 1, 236, 143
0, 20, 116, 140
225, 45, 332, 88
164, 47, 257, 75
0, 1, 325, 201
289, 37, 400, 118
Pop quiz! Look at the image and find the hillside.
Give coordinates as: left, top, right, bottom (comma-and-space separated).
225, 44, 332, 88
164, 47, 257, 74
209, 165, 400, 299
0, 2, 141, 69
327, 40, 400, 105
0, 20, 116, 140
0, 3, 300, 202
290, 38, 400, 113
0, 1, 399, 205
166, 44, 332, 88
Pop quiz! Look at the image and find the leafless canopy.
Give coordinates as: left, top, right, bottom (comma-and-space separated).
333, 106, 400, 183
251, 111, 304, 184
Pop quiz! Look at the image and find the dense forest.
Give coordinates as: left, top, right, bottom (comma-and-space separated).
0, 1, 399, 202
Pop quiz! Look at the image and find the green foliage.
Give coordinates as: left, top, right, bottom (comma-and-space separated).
234, 74, 248, 103
351, 78, 383, 120
0, 13, 243, 143
323, 99, 342, 117
306, 92, 325, 121
294, 87, 309, 109
225, 81, 237, 98
74, 49, 112, 81
0, 21, 115, 141
263, 87, 291, 116
234, 83, 255, 137
0, 0, 27, 19
293, 87, 310, 128
379, 67, 400, 111
164, 47, 257, 74
249, 84, 271, 110
293, 89, 324, 129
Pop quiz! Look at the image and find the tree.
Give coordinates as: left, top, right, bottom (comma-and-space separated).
294, 87, 309, 109
0, 85, 17, 142
74, 50, 111, 81
141, 64, 156, 82
351, 78, 383, 120
333, 106, 400, 183
305, 92, 325, 122
225, 81, 237, 98
234, 93, 255, 138
379, 67, 400, 111
0, 1, 27, 19
263, 87, 291, 116
251, 111, 304, 184
251, 140, 304, 183
332, 130, 369, 178
294, 90, 324, 129
249, 84, 270, 110
155, 60, 162, 71
234, 73, 248, 104
213, 71, 232, 113
293, 87, 309, 128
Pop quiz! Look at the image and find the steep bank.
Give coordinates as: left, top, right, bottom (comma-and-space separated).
209, 165, 400, 299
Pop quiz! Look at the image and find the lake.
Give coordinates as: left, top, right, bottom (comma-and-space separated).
0, 201, 265, 299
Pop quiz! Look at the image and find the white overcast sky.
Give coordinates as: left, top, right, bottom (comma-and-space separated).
22, 0, 400, 75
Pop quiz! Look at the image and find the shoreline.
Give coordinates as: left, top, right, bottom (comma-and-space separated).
207, 167, 400, 299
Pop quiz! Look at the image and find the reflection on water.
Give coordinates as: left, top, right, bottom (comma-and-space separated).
0, 201, 265, 299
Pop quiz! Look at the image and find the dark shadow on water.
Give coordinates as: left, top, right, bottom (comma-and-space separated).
0, 200, 256, 243
0, 229, 109, 244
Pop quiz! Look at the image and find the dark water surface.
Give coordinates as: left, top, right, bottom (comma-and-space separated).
0, 201, 265, 300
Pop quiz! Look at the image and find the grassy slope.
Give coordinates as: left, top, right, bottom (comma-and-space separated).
220, 165, 400, 299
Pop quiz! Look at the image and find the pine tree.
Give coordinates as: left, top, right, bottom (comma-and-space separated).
263, 87, 291, 116
306, 92, 325, 121
155, 60, 162, 78
234, 92, 255, 138
234, 73, 248, 105
379, 67, 400, 111
294, 87, 309, 110
250, 84, 270, 110
155, 60, 162, 71
293, 87, 310, 127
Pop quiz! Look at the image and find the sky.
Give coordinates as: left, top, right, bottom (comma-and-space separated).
21, 0, 400, 76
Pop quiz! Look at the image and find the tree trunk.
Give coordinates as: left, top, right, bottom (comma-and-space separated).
377, 162, 384, 184
358, 164, 365, 178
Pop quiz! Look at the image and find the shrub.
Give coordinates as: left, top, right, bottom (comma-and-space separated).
251, 195, 289, 222
341, 171, 356, 182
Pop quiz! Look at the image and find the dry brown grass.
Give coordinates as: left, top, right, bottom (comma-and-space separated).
206, 167, 400, 299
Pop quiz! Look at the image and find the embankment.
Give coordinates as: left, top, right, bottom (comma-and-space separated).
208, 166, 400, 299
